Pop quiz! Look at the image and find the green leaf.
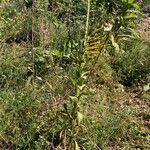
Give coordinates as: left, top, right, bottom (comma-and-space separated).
77, 84, 86, 91
128, 0, 135, 4
110, 35, 120, 52
132, 3, 140, 10
70, 96, 78, 103
52, 49, 62, 57
128, 22, 136, 28
104, 23, 113, 32
75, 141, 80, 150
124, 13, 137, 19
143, 83, 150, 92
81, 72, 88, 80
77, 112, 83, 125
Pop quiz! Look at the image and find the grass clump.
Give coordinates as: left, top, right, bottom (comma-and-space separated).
0, 44, 30, 88
0, 87, 64, 149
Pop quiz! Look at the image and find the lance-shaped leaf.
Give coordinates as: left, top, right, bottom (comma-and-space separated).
110, 35, 120, 52
77, 111, 83, 125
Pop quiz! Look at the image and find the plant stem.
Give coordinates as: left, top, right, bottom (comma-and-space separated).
84, 0, 91, 47
31, 0, 36, 83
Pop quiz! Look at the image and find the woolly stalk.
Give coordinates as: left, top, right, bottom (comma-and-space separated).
84, 0, 91, 47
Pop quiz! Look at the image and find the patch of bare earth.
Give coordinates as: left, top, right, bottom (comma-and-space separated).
136, 14, 150, 42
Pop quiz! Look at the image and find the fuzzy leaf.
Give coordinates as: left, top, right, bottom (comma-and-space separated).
143, 83, 150, 92
70, 96, 78, 103
104, 23, 113, 32
110, 35, 119, 52
75, 141, 80, 150
77, 112, 83, 125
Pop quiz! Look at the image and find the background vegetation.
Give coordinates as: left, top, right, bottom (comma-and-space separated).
0, 0, 150, 149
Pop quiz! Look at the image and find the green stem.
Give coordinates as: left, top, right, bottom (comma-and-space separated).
84, 0, 91, 47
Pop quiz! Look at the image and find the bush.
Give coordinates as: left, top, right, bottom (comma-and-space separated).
112, 40, 150, 86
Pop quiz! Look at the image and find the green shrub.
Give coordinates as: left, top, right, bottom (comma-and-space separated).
112, 40, 150, 86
